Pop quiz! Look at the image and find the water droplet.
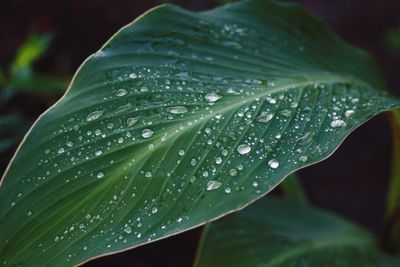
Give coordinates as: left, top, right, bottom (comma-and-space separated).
95, 150, 103, 156
345, 110, 355, 117
27, 210, 33, 216
227, 88, 237, 94
58, 147, 65, 154
142, 129, 154, 138
215, 157, 222, 164
229, 168, 238, 176
206, 180, 222, 191
86, 110, 104, 122
190, 176, 197, 183
256, 112, 274, 123
129, 72, 137, 79
190, 158, 197, 166
178, 149, 185, 156
279, 109, 292, 117
330, 119, 346, 128
117, 137, 124, 144
237, 144, 251, 155
151, 207, 158, 214
266, 96, 276, 104
296, 131, 315, 145
299, 155, 308, 162
127, 117, 139, 127
268, 159, 279, 169
166, 106, 188, 114
116, 88, 127, 97
222, 41, 242, 49
224, 187, 231, 194
252, 181, 258, 187
97, 172, 104, 179
204, 92, 222, 103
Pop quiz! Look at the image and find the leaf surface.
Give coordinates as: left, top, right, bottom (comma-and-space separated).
0, 0, 399, 266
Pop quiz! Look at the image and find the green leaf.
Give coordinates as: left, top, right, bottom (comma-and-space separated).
194, 197, 400, 267
387, 109, 400, 217
279, 173, 308, 204
383, 27, 400, 57
384, 109, 400, 253
11, 32, 53, 79
8, 74, 65, 93
0, 1, 399, 266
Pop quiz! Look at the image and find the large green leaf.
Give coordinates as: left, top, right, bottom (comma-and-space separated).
194, 197, 400, 267
0, 0, 399, 266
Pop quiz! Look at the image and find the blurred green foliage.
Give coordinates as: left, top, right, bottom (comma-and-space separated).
0, 32, 65, 156
384, 27, 400, 57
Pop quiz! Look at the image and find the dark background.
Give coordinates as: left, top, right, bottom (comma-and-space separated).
1, 0, 399, 266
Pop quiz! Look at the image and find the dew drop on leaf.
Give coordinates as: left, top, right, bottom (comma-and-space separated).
127, 117, 139, 127
266, 96, 276, 104
279, 109, 292, 117
116, 88, 127, 97
86, 110, 104, 122
204, 92, 222, 103
345, 110, 355, 117
296, 131, 315, 145
206, 180, 222, 191
299, 155, 308, 162
96, 172, 104, 179
268, 159, 279, 169
237, 144, 251, 155
166, 106, 188, 114
229, 168, 238, 176
255, 112, 274, 123
142, 129, 154, 138
330, 119, 347, 128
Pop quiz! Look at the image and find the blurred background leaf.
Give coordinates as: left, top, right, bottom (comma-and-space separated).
383, 27, 400, 58
384, 109, 400, 254
194, 197, 400, 267
11, 32, 53, 79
